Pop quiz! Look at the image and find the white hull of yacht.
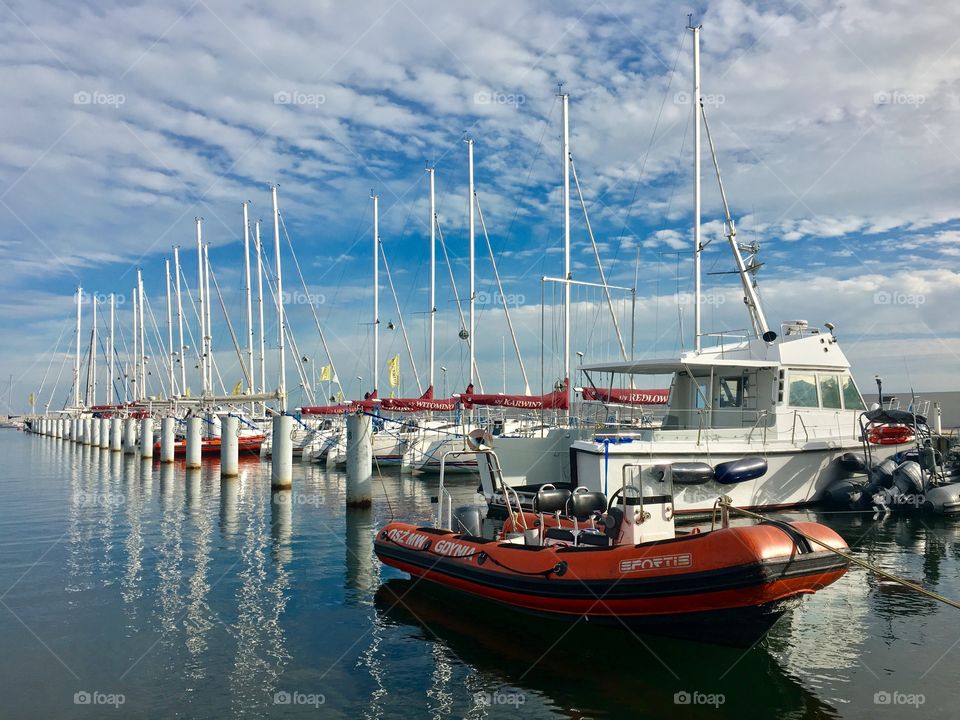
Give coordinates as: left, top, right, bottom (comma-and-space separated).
570, 439, 899, 514
415, 436, 478, 472
483, 430, 913, 514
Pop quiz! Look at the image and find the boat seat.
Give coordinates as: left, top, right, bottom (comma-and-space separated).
544, 527, 575, 546
577, 529, 610, 547
534, 488, 572, 515
568, 490, 607, 519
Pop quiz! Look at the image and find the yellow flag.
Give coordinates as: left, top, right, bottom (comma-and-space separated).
320, 365, 331, 382
388, 355, 400, 388
335, 390, 344, 401
232, 381, 243, 395
28, 392, 35, 408
185, 386, 192, 398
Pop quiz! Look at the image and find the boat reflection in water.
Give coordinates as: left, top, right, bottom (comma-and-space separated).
374, 578, 840, 719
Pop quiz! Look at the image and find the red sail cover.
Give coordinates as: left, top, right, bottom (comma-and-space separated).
300, 404, 355, 415
379, 386, 459, 412
301, 387, 459, 415
581, 387, 670, 405
463, 382, 569, 410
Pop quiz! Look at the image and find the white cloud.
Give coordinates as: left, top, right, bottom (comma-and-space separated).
3, 0, 960, 409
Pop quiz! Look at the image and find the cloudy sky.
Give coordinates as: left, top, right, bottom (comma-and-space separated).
2, 0, 959, 411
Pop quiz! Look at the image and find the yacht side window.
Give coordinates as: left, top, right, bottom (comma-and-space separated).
788, 373, 818, 408
819, 375, 842, 409
694, 379, 710, 409
841, 375, 866, 410
718, 377, 743, 408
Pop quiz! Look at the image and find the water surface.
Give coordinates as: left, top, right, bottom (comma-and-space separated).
0, 430, 955, 718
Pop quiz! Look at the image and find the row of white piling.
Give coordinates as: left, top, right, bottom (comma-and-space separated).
29, 410, 373, 498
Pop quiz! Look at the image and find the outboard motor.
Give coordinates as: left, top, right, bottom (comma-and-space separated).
919, 442, 940, 471
870, 458, 898, 489
893, 461, 925, 497
453, 505, 485, 537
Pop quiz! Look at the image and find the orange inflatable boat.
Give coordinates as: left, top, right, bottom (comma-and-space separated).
375, 457, 850, 646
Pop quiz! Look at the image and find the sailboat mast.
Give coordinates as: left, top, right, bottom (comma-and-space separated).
255, 220, 266, 397
73, 286, 82, 408
90, 296, 97, 404
137, 269, 145, 398
272, 186, 286, 412
242, 201, 254, 396
131, 287, 138, 401
428, 167, 436, 394
690, 19, 703, 353
108, 293, 114, 405
203, 243, 212, 392
561, 91, 572, 413
195, 218, 206, 393
174, 246, 186, 394
371, 192, 380, 396
467, 138, 475, 389
165, 259, 174, 396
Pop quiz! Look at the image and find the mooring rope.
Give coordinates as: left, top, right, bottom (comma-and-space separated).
720, 500, 960, 611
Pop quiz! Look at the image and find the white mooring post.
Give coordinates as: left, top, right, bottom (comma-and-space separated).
110, 417, 122, 451
186, 416, 203, 469
140, 416, 154, 458
160, 417, 176, 463
99, 418, 110, 449
271, 415, 293, 489
73, 418, 81, 443
91, 417, 101, 447
123, 418, 138, 455
221, 415, 239, 477
346, 413, 372, 508
82, 417, 92, 445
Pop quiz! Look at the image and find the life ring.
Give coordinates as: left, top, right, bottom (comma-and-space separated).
868, 425, 914, 445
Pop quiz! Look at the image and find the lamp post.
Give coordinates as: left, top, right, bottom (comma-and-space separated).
440, 366, 447, 398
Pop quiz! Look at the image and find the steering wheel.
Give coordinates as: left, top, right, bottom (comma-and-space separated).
607, 483, 642, 512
